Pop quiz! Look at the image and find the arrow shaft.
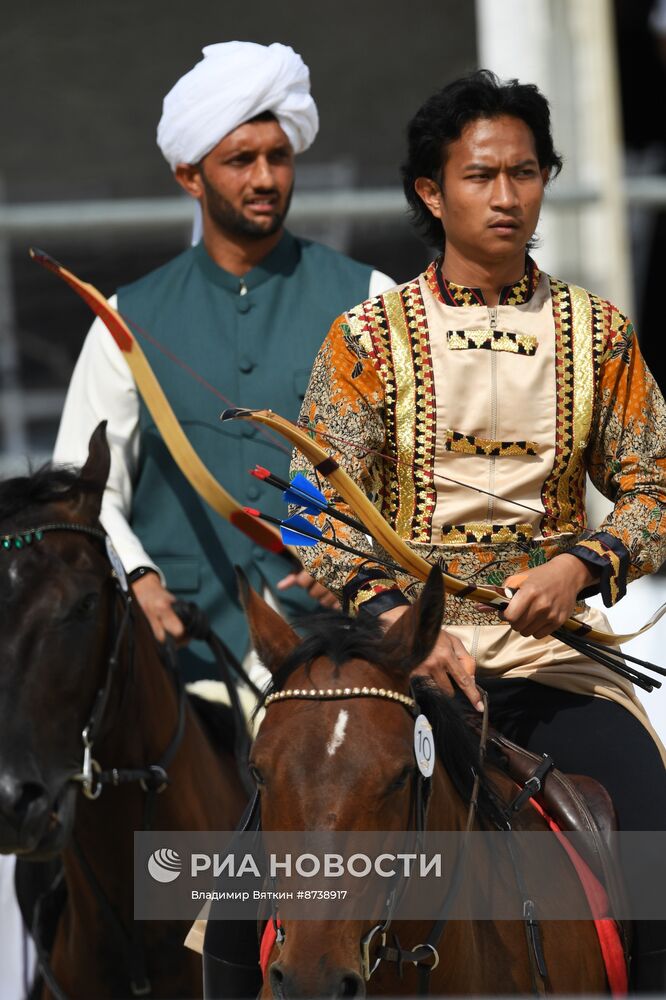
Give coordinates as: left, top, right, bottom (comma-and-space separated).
245, 508, 404, 572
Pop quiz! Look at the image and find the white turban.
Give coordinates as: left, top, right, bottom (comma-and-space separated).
157, 41, 319, 170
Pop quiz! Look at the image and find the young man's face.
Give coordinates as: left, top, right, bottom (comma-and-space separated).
416, 115, 549, 266
176, 118, 295, 239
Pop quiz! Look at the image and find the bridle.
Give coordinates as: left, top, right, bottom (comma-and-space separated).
262, 683, 552, 996
261, 684, 489, 994
5, 521, 187, 999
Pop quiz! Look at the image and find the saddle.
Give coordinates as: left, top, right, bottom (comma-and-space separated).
489, 729, 631, 959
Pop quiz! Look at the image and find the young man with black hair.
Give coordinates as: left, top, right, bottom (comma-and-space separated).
293, 70, 666, 991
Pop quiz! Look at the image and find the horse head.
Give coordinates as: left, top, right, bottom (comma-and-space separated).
0, 422, 117, 857
240, 567, 446, 998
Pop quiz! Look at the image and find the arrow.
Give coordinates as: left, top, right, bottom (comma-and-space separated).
250, 466, 367, 533
242, 508, 404, 571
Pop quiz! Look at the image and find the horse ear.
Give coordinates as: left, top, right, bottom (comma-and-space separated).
378, 567, 444, 673
68, 422, 111, 521
236, 567, 300, 674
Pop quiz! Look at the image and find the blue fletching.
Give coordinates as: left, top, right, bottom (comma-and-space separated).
279, 514, 321, 547
282, 473, 327, 515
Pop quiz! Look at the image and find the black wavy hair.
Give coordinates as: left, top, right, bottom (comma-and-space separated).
401, 69, 563, 249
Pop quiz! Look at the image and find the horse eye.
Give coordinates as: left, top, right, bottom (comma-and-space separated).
76, 593, 99, 619
249, 764, 265, 787
387, 766, 414, 792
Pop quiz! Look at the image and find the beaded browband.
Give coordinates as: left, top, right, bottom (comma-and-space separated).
1, 523, 106, 551
264, 687, 417, 712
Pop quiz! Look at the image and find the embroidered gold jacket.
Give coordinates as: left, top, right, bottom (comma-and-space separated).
292, 259, 666, 627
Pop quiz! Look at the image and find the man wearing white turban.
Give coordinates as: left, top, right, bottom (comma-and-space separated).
157, 41, 319, 168
54, 41, 394, 682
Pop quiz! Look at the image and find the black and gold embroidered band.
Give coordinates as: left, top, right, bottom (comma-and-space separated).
439, 522, 535, 544
444, 429, 538, 457
446, 330, 538, 355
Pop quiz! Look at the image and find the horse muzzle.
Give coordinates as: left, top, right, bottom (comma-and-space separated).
268, 961, 366, 999
0, 773, 75, 857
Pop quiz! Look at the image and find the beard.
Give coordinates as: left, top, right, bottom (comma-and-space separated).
199, 169, 293, 240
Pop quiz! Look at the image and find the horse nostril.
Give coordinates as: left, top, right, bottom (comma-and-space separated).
15, 782, 48, 817
269, 962, 286, 998
0, 778, 48, 826
338, 972, 365, 998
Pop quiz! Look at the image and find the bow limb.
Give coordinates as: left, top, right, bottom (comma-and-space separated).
227, 407, 666, 647
30, 248, 297, 564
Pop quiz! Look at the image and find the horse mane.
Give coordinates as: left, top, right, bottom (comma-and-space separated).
0, 464, 96, 522
413, 683, 509, 829
261, 611, 510, 829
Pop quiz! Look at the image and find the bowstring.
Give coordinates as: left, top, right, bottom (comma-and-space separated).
119, 310, 292, 457
117, 309, 542, 517
295, 421, 544, 518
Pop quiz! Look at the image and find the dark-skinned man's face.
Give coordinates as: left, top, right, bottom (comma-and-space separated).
177, 118, 295, 239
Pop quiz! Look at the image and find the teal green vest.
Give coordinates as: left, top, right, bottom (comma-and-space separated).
118, 233, 373, 679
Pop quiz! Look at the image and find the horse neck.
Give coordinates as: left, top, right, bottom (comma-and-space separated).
94, 603, 181, 774
64, 605, 245, 916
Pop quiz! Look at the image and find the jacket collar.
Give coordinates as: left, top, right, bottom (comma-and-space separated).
425, 255, 540, 307
193, 230, 301, 293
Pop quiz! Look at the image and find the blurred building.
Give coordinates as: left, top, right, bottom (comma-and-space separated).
2, 1, 665, 465
0, 0, 476, 464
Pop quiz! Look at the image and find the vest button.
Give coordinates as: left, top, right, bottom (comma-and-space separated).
253, 546, 266, 562
247, 483, 260, 501
239, 356, 255, 373
237, 299, 251, 314
242, 424, 257, 439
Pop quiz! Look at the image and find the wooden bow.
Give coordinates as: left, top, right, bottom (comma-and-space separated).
225, 407, 666, 647
30, 249, 297, 566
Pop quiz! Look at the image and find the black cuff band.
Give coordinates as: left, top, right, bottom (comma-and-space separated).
127, 565, 158, 584
568, 531, 629, 606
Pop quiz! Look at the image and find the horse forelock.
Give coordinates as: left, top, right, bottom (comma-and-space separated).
0, 464, 97, 526
260, 610, 400, 703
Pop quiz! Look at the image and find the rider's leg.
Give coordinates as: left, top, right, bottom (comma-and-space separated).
203, 916, 263, 1000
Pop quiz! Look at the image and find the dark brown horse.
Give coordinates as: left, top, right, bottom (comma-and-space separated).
0, 424, 247, 998
241, 569, 611, 997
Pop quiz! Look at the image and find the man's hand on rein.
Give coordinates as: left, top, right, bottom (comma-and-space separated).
502, 554, 599, 639
379, 605, 483, 712
131, 571, 186, 644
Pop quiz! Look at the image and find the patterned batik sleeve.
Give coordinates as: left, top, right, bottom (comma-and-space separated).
289, 316, 411, 615
571, 314, 666, 605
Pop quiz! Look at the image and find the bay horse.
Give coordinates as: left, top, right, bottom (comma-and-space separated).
0, 423, 247, 998
240, 569, 612, 997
